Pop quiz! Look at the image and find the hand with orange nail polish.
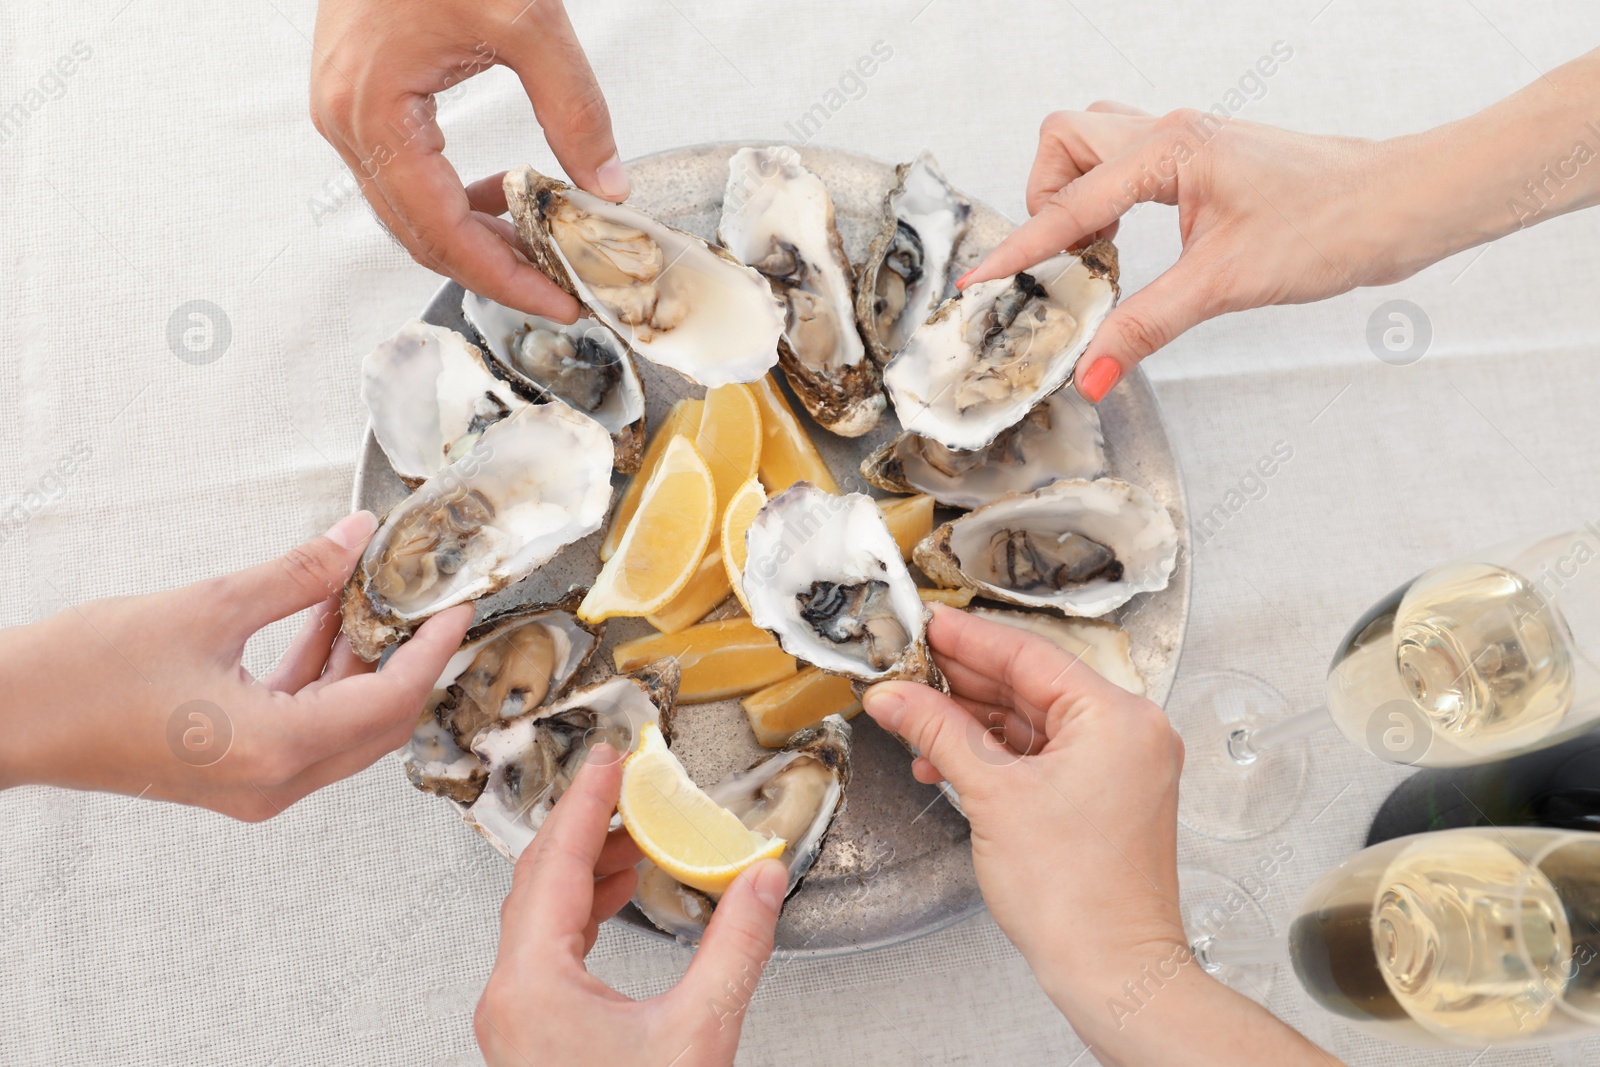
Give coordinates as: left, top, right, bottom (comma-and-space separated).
310, 0, 629, 320
965, 48, 1600, 400
862, 607, 1338, 1066
0, 512, 473, 821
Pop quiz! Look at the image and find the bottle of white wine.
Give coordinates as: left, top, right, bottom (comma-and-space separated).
1366, 731, 1600, 846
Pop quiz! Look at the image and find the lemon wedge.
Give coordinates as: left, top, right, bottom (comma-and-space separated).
742, 667, 862, 748
619, 722, 786, 895
752, 374, 838, 493
877, 493, 934, 561
720, 477, 767, 614
694, 383, 762, 517
580, 436, 715, 622
601, 398, 703, 562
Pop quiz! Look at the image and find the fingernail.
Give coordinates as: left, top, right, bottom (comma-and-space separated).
862, 686, 905, 729
751, 860, 787, 912
586, 741, 615, 766
955, 268, 977, 290
326, 510, 377, 550
595, 155, 630, 201
1078, 357, 1122, 403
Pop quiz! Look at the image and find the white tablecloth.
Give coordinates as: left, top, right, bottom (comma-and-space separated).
6, 1, 1600, 1063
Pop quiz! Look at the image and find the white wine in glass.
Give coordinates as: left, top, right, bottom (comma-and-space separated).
1192, 828, 1600, 1048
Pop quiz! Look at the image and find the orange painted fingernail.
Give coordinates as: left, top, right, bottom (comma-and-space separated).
955, 268, 977, 289
1078, 357, 1122, 403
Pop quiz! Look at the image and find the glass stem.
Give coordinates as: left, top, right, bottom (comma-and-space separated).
1192, 934, 1290, 972
1227, 706, 1331, 764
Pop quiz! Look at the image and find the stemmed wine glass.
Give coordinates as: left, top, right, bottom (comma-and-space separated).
1185, 827, 1600, 1048
1169, 525, 1600, 841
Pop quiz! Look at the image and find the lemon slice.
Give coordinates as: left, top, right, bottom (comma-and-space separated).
694, 383, 762, 517
619, 722, 786, 895
742, 666, 862, 748
752, 374, 838, 493
720, 477, 767, 614
601, 398, 703, 562
580, 437, 715, 622
644, 547, 732, 634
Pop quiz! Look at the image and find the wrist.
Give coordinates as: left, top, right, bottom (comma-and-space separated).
0, 617, 69, 790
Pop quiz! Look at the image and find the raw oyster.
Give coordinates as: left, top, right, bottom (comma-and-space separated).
465, 660, 681, 859
341, 404, 614, 661
883, 242, 1119, 451
860, 388, 1105, 508
361, 320, 529, 488
855, 152, 972, 365
403, 599, 602, 802
914, 478, 1177, 617
461, 292, 648, 472
634, 716, 851, 941
503, 166, 784, 388
742, 484, 937, 684
718, 147, 884, 437
967, 608, 1144, 696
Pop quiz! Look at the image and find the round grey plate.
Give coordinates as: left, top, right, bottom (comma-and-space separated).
354, 142, 1191, 957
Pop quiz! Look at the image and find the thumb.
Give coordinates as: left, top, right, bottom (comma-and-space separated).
1074, 257, 1212, 402
219, 511, 377, 641
862, 681, 997, 800
673, 859, 786, 1016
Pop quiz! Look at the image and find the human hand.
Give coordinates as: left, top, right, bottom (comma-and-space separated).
310, 0, 628, 319
861, 608, 1339, 1066
475, 743, 790, 1067
962, 103, 1431, 401
0, 511, 473, 821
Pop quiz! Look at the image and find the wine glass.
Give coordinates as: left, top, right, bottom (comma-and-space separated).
1170, 525, 1600, 841
1186, 827, 1600, 1048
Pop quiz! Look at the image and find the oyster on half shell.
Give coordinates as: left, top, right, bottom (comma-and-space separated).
503, 166, 785, 388
855, 152, 972, 366
361, 320, 529, 488
403, 598, 603, 803
340, 404, 614, 661
914, 478, 1178, 617
461, 293, 648, 473
884, 242, 1119, 451
633, 716, 851, 942
742, 484, 937, 685
719, 147, 884, 437
465, 660, 681, 859
861, 388, 1105, 509
967, 608, 1144, 696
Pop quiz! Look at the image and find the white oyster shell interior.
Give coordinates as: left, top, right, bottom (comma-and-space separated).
873, 151, 972, 356
968, 608, 1144, 696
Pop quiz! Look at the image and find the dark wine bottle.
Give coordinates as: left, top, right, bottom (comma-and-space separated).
1366, 730, 1600, 847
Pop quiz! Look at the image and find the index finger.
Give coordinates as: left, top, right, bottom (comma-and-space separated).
496, 744, 624, 966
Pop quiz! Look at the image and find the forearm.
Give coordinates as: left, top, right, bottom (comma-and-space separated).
1376, 46, 1600, 281
1034, 952, 1342, 1067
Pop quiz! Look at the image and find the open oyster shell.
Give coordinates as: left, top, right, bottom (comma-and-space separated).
914, 478, 1177, 617
967, 608, 1144, 696
461, 292, 647, 473
465, 660, 681, 860
742, 484, 938, 686
855, 152, 972, 366
861, 388, 1105, 508
403, 597, 603, 803
883, 242, 1119, 451
503, 165, 784, 388
718, 147, 884, 437
360, 320, 529, 488
633, 716, 851, 942
340, 404, 614, 661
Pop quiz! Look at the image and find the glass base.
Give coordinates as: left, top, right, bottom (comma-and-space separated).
1179, 866, 1277, 1002
1168, 670, 1309, 841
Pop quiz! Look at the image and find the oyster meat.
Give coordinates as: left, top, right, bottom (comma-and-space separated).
883, 242, 1119, 451
856, 152, 972, 365
504, 166, 784, 388
914, 478, 1178, 617
967, 608, 1144, 696
742, 484, 936, 684
403, 600, 602, 803
465, 660, 681, 859
719, 147, 884, 437
461, 292, 648, 472
634, 716, 851, 941
341, 404, 614, 661
861, 388, 1105, 508
361, 320, 529, 488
